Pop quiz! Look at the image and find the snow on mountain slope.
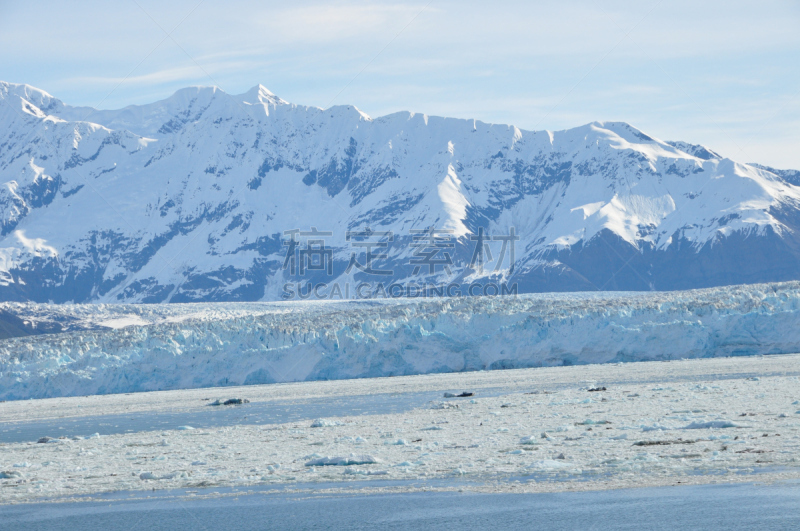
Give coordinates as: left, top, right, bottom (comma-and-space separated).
1, 281, 799, 400
1, 81, 800, 302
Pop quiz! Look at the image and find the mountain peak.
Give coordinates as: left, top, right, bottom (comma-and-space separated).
0, 81, 64, 115
587, 121, 660, 144
0, 81, 55, 100
239, 84, 288, 106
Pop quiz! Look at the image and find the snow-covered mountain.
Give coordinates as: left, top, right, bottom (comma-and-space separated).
2, 81, 800, 303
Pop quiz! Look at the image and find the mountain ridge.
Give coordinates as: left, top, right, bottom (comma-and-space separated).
1, 81, 799, 303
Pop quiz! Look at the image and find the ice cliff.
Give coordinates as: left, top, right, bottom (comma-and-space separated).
1, 281, 799, 400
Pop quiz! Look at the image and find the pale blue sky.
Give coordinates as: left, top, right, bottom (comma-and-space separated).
1, 0, 798, 168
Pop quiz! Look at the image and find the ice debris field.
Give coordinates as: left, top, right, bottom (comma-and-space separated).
1, 354, 800, 504
2, 281, 800, 401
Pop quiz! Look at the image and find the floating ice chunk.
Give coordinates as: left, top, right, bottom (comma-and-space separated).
519, 436, 537, 445
310, 419, 342, 428
682, 420, 745, 429
555, 425, 573, 432
0, 471, 23, 478
191, 461, 207, 466
177, 426, 195, 430
335, 436, 368, 445
87, 433, 101, 439
444, 392, 474, 398
384, 439, 408, 446
12, 462, 31, 468
344, 468, 388, 476
421, 426, 444, 431
577, 419, 611, 425
528, 459, 570, 470
610, 433, 628, 440
507, 449, 530, 455
430, 402, 459, 410
304, 454, 379, 467
641, 424, 672, 432
140, 471, 183, 480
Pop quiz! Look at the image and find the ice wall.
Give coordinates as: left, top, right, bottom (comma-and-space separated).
2, 282, 800, 400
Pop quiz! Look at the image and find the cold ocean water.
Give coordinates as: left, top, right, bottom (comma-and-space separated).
4, 481, 800, 530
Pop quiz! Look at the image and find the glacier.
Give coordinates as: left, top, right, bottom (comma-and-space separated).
1, 281, 799, 401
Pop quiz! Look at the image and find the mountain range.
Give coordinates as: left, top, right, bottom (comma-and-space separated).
1, 81, 800, 303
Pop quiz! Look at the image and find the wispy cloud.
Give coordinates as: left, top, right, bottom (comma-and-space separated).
62, 65, 210, 88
